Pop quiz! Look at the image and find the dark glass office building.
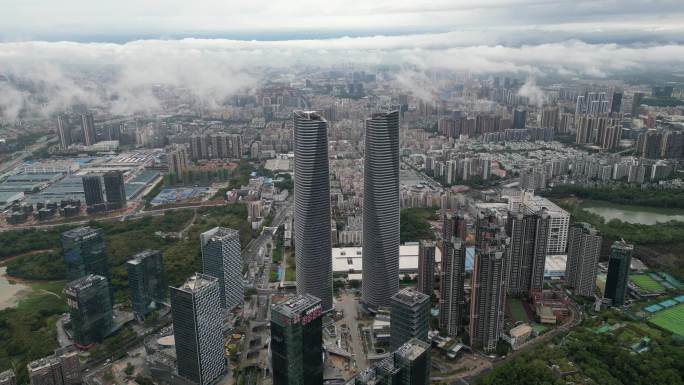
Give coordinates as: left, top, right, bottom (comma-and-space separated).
127, 250, 167, 320
270, 295, 323, 385
61, 226, 110, 285
82, 175, 104, 207
390, 288, 430, 350
604, 240, 633, 306
103, 170, 126, 209
65, 275, 113, 347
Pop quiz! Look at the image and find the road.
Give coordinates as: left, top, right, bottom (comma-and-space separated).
0, 136, 57, 176
0, 201, 229, 232
337, 292, 367, 371
234, 198, 292, 385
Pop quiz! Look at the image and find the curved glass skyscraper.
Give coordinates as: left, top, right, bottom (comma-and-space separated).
362, 110, 400, 309
293, 111, 333, 311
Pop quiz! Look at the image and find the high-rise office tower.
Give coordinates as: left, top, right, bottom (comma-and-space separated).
56, 115, 71, 150
417, 240, 436, 295
65, 275, 113, 346
631, 92, 644, 116
506, 210, 550, 297
513, 107, 526, 129
362, 110, 400, 309
81, 175, 104, 207
470, 242, 508, 353
271, 295, 324, 385
0, 370, 16, 385
61, 226, 110, 286
103, 170, 126, 209
352, 338, 431, 385
611, 92, 623, 114
200, 227, 243, 310
170, 274, 226, 385
81, 113, 95, 146
439, 237, 466, 336
604, 240, 633, 306
293, 111, 333, 311
566, 223, 602, 297
127, 250, 167, 320
390, 288, 430, 350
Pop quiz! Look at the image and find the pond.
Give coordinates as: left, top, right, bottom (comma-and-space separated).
581, 201, 684, 225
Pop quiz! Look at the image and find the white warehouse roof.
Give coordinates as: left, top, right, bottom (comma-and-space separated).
332, 242, 442, 275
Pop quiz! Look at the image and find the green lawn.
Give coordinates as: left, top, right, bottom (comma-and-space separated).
29, 281, 66, 296
649, 303, 684, 336
284, 253, 296, 282
508, 298, 530, 322
630, 274, 665, 294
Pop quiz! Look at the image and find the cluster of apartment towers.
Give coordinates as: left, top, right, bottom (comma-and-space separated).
7, 109, 637, 385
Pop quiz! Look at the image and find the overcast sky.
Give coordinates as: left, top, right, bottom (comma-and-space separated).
1, 0, 684, 42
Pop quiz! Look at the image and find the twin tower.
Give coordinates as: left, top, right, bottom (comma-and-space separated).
293, 109, 400, 311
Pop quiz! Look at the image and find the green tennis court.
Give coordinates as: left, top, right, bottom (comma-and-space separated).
649, 303, 684, 336
630, 274, 665, 293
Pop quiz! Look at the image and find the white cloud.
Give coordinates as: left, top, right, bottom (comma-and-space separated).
1, 33, 684, 120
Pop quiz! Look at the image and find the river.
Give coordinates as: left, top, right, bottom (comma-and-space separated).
581, 201, 684, 225
0, 266, 32, 310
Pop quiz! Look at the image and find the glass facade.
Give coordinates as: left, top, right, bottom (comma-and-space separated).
127, 250, 167, 319
270, 295, 323, 385
65, 275, 113, 346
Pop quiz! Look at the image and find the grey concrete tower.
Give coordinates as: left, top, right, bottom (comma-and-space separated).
293, 111, 333, 311
362, 110, 400, 309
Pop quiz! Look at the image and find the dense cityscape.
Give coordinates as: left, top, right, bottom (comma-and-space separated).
1, 2, 684, 385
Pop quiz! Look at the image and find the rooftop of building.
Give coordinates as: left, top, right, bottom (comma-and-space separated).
507, 191, 569, 217
177, 273, 218, 292
127, 249, 161, 265
394, 338, 430, 361
65, 274, 107, 291
612, 239, 634, 252
0, 370, 15, 381
62, 226, 101, 239
419, 239, 436, 247
573, 222, 600, 235
202, 226, 240, 241
509, 323, 533, 338
294, 110, 326, 121
272, 294, 321, 318
27, 355, 61, 371
391, 288, 429, 307
332, 244, 443, 274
